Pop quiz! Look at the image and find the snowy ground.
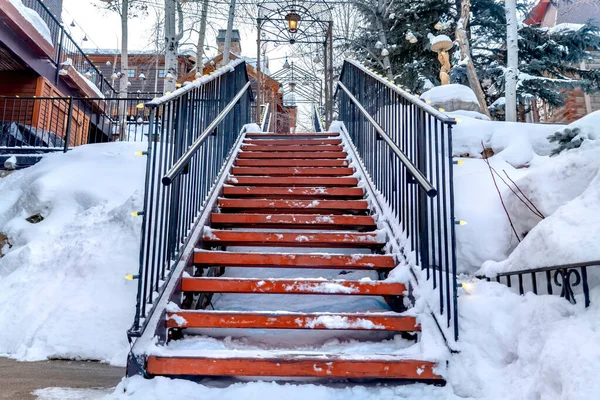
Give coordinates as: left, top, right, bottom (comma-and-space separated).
0, 111, 598, 399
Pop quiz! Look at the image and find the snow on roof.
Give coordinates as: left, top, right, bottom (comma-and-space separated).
548, 23, 585, 34
8, 0, 53, 45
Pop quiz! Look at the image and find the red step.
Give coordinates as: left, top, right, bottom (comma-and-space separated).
235, 159, 349, 167
166, 310, 419, 331
230, 167, 353, 176
181, 277, 406, 296
244, 139, 342, 146
194, 251, 395, 270
147, 354, 441, 380
242, 145, 344, 152
222, 187, 364, 199
218, 199, 369, 213
226, 176, 359, 187
238, 152, 347, 159
211, 213, 377, 229
246, 133, 338, 138
202, 230, 385, 248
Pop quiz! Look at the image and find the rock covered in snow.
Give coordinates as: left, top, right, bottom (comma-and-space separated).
421, 84, 481, 113
3, 156, 17, 170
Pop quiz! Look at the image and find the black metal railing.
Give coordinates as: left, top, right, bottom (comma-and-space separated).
129, 60, 253, 336
24, 0, 117, 96
260, 103, 271, 132
0, 96, 152, 153
313, 104, 325, 132
337, 60, 459, 341
481, 260, 600, 307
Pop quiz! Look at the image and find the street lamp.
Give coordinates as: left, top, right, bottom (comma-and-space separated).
283, 57, 290, 69
285, 11, 300, 34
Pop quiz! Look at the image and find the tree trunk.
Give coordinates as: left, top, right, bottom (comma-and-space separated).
223, 0, 237, 65
376, 0, 393, 79
164, 0, 183, 93
196, 0, 209, 75
504, 0, 519, 122
455, 0, 491, 118
119, 0, 129, 141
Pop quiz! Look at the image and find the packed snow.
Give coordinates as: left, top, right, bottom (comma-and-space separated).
0, 142, 145, 365
8, 0, 53, 45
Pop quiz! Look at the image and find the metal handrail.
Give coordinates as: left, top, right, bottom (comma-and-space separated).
162, 81, 252, 185
491, 260, 600, 277
341, 59, 456, 124
337, 81, 437, 197
260, 103, 270, 132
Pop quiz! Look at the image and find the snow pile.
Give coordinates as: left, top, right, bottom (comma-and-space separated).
8, 0, 53, 45
451, 116, 561, 167
450, 281, 600, 400
480, 140, 600, 275
453, 112, 600, 274
0, 142, 146, 365
421, 84, 481, 113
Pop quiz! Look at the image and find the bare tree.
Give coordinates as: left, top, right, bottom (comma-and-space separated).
164, 0, 184, 93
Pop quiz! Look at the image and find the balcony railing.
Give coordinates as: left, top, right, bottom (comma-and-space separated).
22, 0, 117, 97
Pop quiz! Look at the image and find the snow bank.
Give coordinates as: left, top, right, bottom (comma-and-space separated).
452, 116, 561, 167
450, 281, 600, 400
0, 142, 146, 365
8, 0, 53, 45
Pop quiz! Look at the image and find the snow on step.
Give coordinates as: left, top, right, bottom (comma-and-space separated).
245, 133, 339, 138
146, 352, 442, 380
235, 159, 349, 167
226, 176, 359, 187
211, 213, 377, 229
181, 277, 406, 295
165, 310, 419, 331
241, 145, 344, 152
222, 187, 364, 199
218, 199, 369, 212
238, 151, 347, 159
194, 251, 395, 269
202, 230, 386, 248
244, 139, 342, 146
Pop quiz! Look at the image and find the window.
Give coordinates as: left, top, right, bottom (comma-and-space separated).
128, 69, 136, 78
158, 69, 166, 78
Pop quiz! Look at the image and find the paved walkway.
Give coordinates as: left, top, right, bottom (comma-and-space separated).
0, 357, 123, 400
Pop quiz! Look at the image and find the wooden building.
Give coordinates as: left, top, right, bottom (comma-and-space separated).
525, 0, 600, 123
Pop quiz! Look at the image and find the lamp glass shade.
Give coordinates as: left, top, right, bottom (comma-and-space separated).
285, 12, 300, 33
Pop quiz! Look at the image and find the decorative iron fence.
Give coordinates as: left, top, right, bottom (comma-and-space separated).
481, 260, 600, 307
25, 0, 117, 96
337, 60, 459, 341
0, 96, 152, 152
129, 60, 253, 337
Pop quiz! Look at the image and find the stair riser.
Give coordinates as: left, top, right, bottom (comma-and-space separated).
226, 177, 359, 187
166, 312, 419, 331
147, 357, 442, 380
231, 167, 354, 176
194, 252, 395, 270
235, 160, 349, 167
244, 139, 342, 146
181, 278, 406, 296
222, 187, 364, 199
242, 145, 344, 152
238, 152, 347, 159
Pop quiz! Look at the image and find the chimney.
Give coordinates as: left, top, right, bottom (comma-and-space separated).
216, 29, 242, 56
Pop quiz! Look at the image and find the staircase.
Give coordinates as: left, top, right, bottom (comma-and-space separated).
140, 131, 444, 383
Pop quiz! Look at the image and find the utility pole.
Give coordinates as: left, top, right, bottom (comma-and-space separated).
223, 0, 237, 65
505, 0, 519, 122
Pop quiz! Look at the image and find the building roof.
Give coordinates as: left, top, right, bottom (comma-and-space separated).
525, 0, 600, 26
